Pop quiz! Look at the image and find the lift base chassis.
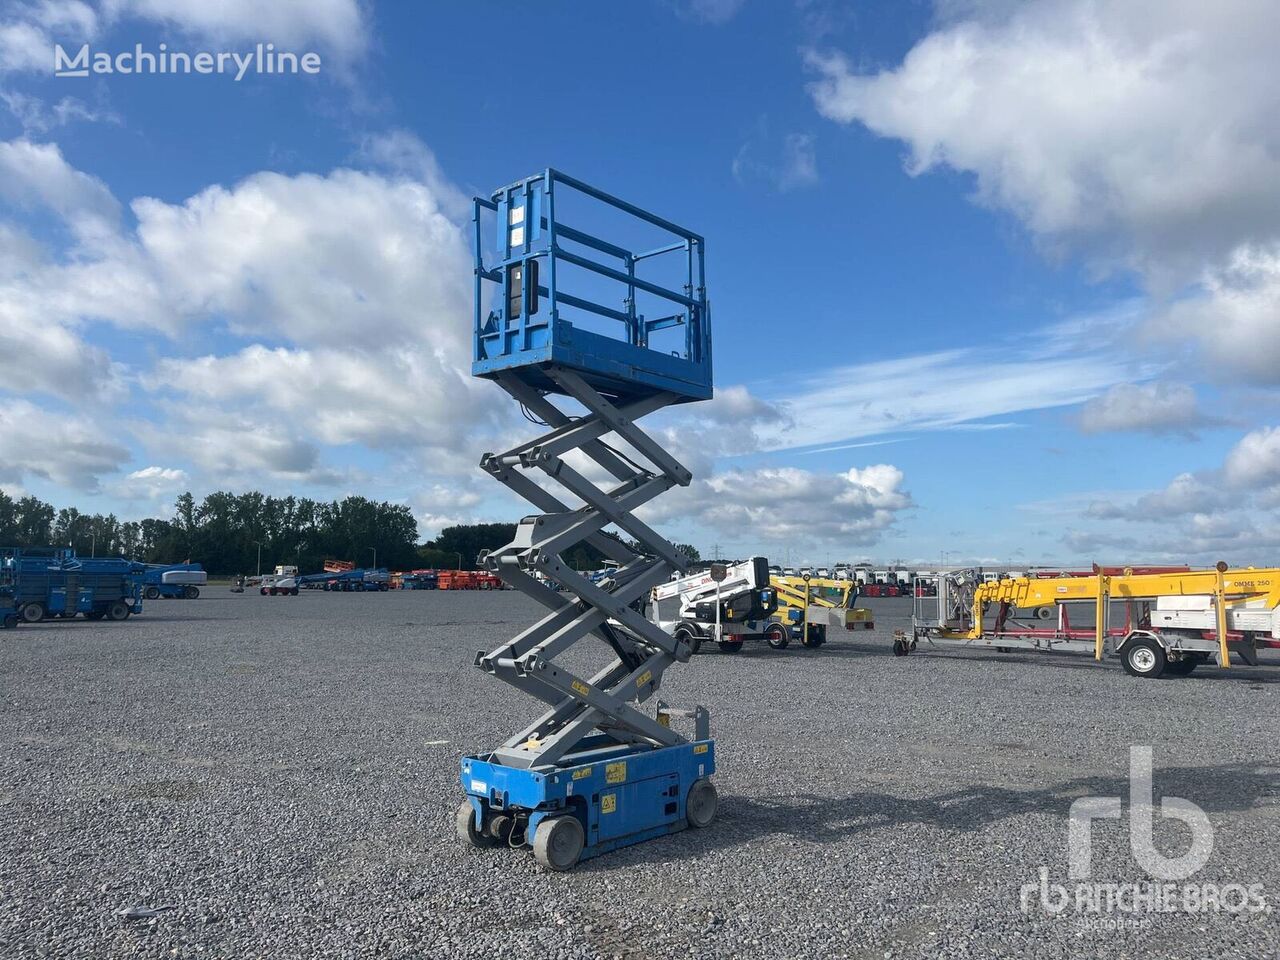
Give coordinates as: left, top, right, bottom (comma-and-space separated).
460, 738, 715, 865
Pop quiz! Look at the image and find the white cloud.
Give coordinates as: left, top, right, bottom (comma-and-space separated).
1160, 243, 1280, 384
1, 91, 120, 133
759, 342, 1154, 450
0, 399, 129, 489
0, 131, 508, 497
0, 2, 98, 73
647, 463, 911, 546
112, 464, 188, 499
1223, 425, 1280, 491
732, 118, 818, 192
1079, 381, 1216, 435
1071, 423, 1280, 560
103, 0, 367, 59
805, 1, 1280, 283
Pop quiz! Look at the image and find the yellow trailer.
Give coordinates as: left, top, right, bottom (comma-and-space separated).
905, 563, 1280, 678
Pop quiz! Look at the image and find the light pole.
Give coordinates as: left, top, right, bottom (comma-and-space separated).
368, 546, 377, 570
254, 540, 264, 577
90, 533, 96, 558
455, 551, 463, 571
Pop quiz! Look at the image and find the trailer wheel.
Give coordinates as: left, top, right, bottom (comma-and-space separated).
717, 639, 744, 654
19, 602, 45, 623
455, 800, 497, 848
183, 586, 200, 600
533, 815, 585, 871
144, 586, 161, 600
764, 621, 789, 650
1121, 638, 1167, 678
675, 625, 701, 656
686, 778, 718, 828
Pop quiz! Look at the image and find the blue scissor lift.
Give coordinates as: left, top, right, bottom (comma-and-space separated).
457, 170, 718, 870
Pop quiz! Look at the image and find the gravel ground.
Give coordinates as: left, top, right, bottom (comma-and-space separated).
2, 590, 1279, 959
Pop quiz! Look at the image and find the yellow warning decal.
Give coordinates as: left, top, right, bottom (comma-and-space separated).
605, 761, 627, 784
572, 767, 592, 780
635, 669, 652, 688
571, 680, 591, 697
657, 713, 670, 728
693, 743, 709, 755
601, 793, 617, 814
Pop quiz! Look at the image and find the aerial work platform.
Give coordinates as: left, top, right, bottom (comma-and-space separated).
457, 171, 718, 870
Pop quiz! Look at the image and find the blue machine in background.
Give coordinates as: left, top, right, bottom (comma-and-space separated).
142, 562, 207, 600
296, 567, 391, 591
1, 548, 144, 629
458, 171, 719, 870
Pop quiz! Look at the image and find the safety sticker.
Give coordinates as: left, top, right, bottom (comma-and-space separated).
572, 767, 592, 780
571, 680, 591, 697
601, 793, 617, 814
635, 669, 652, 688
693, 743, 708, 755
605, 761, 627, 784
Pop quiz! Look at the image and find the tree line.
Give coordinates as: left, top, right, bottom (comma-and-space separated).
0, 491, 700, 576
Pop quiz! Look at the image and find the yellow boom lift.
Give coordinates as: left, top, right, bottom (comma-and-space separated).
901, 563, 1280, 679
768, 575, 874, 649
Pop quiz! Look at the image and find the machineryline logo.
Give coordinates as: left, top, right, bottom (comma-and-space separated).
54, 43, 321, 81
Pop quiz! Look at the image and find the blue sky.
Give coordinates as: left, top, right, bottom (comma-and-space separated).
1, 0, 1279, 567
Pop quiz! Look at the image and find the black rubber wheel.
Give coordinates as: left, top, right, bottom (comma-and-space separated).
1034, 607, 1053, 621
686, 778, 718, 828
455, 800, 496, 848
85, 611, 104, 621
675, 625, 702, 656
183, 586, 200, 600
892, 638, 908, 657
1121, 638, 1167, 678
717, 639, 744, 653
58, 611, 77, 619
144, 586, 161, 600
532, 815, 585, 871
801, 625, 826, 648
260, 587, 269, 596
2, 613, 17, 630
106, 600, 130, 621
290, 588, 299, 596
764, 621, 789, 650
19, 603, 44, 624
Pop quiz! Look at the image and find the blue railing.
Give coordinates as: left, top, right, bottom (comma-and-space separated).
472, 169, 712, 403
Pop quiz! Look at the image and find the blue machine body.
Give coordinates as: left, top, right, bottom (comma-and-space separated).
461, 738, 715, 862
472, 169, 711, 404
1, 548, 144, 625
142, 562, 206, 598
296, 567, 391, 591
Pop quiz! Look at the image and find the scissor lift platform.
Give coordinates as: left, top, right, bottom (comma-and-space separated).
457, 171, 719, 869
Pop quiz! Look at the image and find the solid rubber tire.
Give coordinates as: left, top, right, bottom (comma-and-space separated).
687, 778, 718, 828
533, 815, 584, 871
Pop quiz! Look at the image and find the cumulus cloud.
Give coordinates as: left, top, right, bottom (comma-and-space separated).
1079, 381, 1217, 435
805, 1, 1280, 281
0, 399, 130, 489
0, 131, 507, 494
648, 463, 912, 546
1073, 423, 1280, 560
1160, 244, 1280, 384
